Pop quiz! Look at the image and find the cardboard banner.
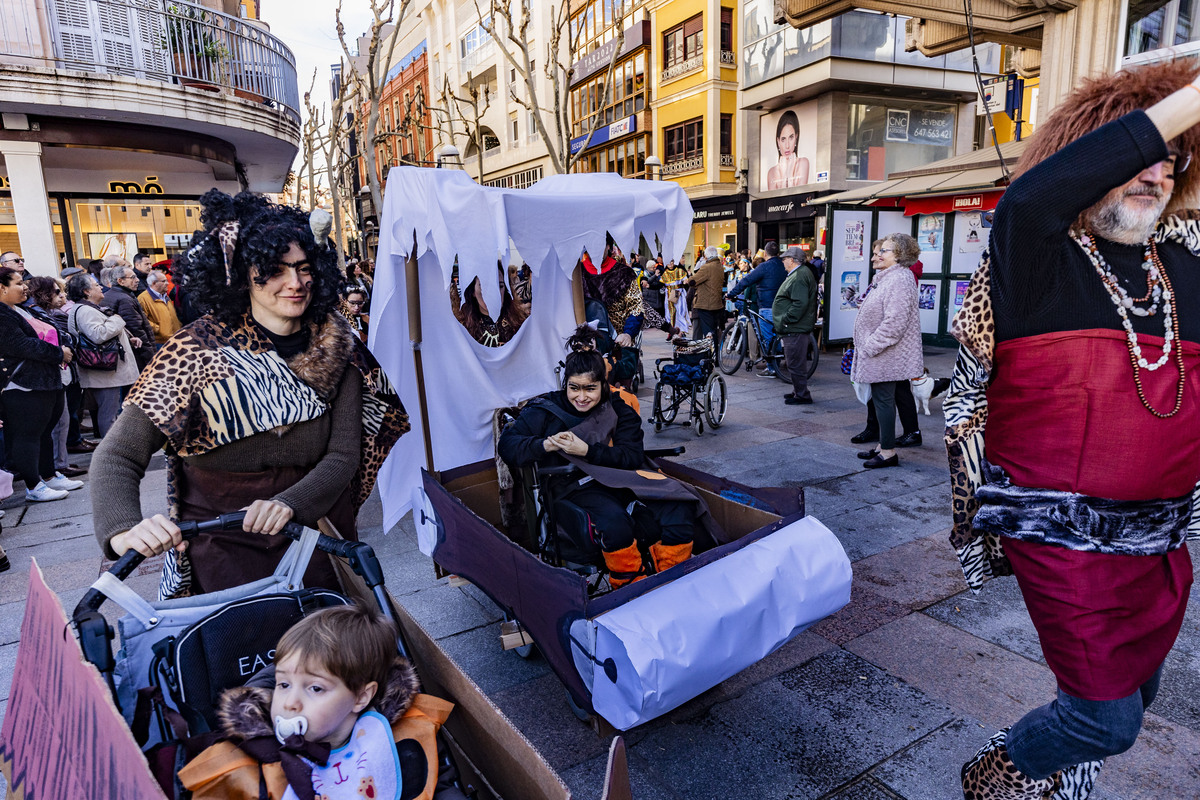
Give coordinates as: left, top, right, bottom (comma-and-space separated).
0, 561, 166, 800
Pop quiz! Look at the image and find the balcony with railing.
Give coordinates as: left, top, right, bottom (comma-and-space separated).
661, 53, 703, 83
460, 39, 496, 75
1, 0, 299, 122
662, 155, 703, 176
720, 50, 735, 66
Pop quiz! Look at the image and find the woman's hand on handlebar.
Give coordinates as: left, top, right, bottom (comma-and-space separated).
242, 499, 294, 536
110, 514, 184, 557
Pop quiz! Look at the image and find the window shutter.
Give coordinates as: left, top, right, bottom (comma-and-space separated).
721, 8, 732, 25
96, 1, 137, 74
50, 0, 97, 70
132, 0, 170, 76
683, 15, 702, 38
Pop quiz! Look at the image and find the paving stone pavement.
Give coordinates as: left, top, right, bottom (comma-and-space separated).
2, 337, 1199, 799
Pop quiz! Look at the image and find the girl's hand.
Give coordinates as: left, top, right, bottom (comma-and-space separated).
542, 437, 561, 452
110, 514, 184, 557
550, 432, 589, 457
242, 499, 295, 536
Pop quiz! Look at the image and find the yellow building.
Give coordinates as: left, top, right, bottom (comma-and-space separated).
649, 0, 744, 259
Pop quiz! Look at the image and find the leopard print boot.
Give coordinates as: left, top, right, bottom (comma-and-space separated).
961, 729, 1055, 800
1046, 760, 1104, 800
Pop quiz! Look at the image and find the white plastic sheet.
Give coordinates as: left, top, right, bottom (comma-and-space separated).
370, 168, 694, 532
572, 516, 852, 730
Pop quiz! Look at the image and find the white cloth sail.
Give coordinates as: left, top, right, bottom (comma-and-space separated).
369, 168, 694, 531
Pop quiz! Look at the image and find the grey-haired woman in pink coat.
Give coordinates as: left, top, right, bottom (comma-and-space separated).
850, 233, 924, 468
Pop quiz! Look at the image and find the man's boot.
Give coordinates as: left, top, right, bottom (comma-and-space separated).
962, 729, 1054, 800
649, 541, 692, 574
603, 542, 646, 589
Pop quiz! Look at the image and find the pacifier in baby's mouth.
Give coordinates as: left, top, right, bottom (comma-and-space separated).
274, 715, 309, 744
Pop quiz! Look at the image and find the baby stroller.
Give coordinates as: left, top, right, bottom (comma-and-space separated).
71, 512, 462, 799
648, 335, 727, 435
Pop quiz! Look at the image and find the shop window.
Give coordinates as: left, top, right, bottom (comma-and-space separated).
663, 14, 703, 71
846, 97, 955, 180
720, 114, 732, 156
665, 118, 703, 163
720, 8, 733, 53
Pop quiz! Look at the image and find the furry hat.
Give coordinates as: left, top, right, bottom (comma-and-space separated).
217, 656, 421, 741
1016, 59, 1200, 216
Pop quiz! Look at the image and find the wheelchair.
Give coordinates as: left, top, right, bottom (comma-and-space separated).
648, 335, 728, 435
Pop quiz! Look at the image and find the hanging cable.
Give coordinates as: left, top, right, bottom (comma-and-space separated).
964, 0, 1012, 182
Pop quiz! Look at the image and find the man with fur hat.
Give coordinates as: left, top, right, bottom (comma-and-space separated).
949, 60, 1200, 798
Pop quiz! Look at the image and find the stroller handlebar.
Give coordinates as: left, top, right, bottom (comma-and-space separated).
73, 514, 383, 619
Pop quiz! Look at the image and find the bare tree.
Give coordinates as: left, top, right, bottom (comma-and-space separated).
319, 60, 353, 275
475, 0, 624, 175
336, 0, 408, 220
439, 74, 493, 182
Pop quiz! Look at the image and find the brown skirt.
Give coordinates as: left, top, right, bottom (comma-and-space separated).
177, 462, 356, 594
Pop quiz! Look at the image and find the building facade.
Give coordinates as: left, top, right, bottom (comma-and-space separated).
374, 0, 558, 192
741, 4, 1000, 261
567, 2, 653, 186
0, 0, 301, 274
650, 0, 744, 259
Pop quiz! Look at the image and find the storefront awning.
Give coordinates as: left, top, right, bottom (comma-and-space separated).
810, 139, 1027, 210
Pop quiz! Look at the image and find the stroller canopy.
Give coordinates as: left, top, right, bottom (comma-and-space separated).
370, 168, 694, 531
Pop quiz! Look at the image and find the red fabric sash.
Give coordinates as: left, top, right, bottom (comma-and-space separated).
986, 329, 1200, 500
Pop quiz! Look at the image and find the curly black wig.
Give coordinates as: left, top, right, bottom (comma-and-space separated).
179, 189, 342, 326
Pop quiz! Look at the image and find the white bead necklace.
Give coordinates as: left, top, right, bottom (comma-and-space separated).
1074, 232, 1174, 371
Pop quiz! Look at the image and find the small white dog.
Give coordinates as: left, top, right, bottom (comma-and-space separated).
911, 369, 951, 415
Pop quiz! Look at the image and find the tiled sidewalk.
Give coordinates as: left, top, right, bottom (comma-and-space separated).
2, 338, 1198, 799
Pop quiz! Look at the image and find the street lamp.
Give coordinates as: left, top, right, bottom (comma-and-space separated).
644, 155, 661, 180
436, 145, 462, 169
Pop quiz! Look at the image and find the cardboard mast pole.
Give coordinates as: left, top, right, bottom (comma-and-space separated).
406, 245, 436, 474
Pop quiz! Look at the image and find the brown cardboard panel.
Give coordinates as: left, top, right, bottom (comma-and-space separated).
693, 485, 782, 540
451, 477, 505, 529
601, 738, 632, 800
391, 597, 575, 800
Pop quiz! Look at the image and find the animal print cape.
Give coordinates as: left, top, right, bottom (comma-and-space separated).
945, 215, 1200, 592
125, 312, 409, 597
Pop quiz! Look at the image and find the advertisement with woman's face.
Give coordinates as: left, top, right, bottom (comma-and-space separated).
759, 101, 823, 192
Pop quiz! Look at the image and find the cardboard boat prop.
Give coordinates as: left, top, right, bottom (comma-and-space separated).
370, 168, 852, 731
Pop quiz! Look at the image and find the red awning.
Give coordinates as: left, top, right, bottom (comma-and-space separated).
903, 190, 1005, 216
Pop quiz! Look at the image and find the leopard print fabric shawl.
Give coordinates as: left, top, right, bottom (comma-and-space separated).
126, 313, 409, 597
946, 217, 1200, 592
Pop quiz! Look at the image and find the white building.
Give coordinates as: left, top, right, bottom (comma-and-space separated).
0, 0, 301, 275
384, 0, 558, 189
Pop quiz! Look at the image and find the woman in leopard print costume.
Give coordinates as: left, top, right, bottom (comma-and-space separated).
90, 190, 407, 597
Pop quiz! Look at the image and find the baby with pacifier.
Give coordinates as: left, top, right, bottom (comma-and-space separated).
181, 603, 454, 800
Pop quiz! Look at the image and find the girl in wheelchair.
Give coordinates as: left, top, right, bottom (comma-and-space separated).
498, 326, 700, 588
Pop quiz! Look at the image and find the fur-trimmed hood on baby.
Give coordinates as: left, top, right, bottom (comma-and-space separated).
216, 656, 421, 740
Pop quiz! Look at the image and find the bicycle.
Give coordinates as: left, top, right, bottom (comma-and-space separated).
717, 301, 819, 381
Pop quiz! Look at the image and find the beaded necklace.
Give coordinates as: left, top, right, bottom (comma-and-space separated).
1074, 231, 1185, 418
